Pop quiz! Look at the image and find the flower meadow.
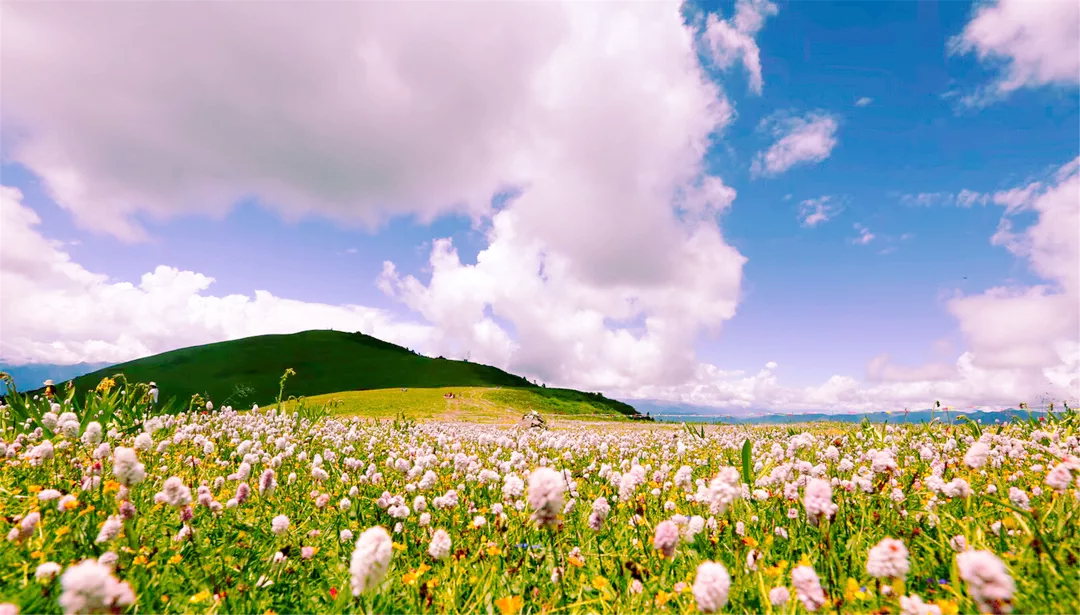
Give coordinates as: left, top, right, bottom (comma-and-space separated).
1, 378, 1079, 614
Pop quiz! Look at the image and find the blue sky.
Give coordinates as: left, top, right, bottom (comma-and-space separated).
1, 0, 1077, 411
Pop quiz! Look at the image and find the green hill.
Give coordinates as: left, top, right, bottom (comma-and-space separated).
49, 330, 640, 418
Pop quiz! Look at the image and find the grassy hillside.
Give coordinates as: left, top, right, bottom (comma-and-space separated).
48, 330, 639, 418
274, 387, 632, 423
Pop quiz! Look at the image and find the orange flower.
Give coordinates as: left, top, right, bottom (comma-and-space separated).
568, 555, 585, 568
495, 595, 523, 615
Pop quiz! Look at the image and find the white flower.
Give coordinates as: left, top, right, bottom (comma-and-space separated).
271, 515, 290, 536
769, 586, 790, 606
38, 489, 63, 501
156, 477, 192, 507
527, 467, 565, 529
1007, 487, 1030, 511
1045, 462, 1073, 491
956, 550, 1015, 614
588, 497, 610, 530
95, 516, 124, 544
350, 526, 393, 595
112, 447, 145, 487
133, 433, 152, 452
691, 561, 730, 613
58, 559, 136, 615
964, 442, 990, 469
867, 538, 910, 579
35, 562, 62, 581
950, 535, 968, 552
428, 529, 452, 560
706, 467, 741, 515
792, 565, 826, 612
900, 594, 943, 615
653, 520, 679, 558
81, 422, 103, 447
803, 478, 836, 525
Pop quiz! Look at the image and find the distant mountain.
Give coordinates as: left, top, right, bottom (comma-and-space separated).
24, 330, 639, 418
628, 399, 1047, 425
0, 362, 112, 395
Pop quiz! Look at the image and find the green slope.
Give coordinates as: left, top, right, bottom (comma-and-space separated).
274, 387, 633, 423
54, 330, 640, 418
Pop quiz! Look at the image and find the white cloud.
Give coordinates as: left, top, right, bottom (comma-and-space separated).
899, 190, 989, 208
797, 196, 841, 227
2, 2, 731, 245
625, 157, 1078, 411
949, 0, 1079, 106
2, 1, 749, 394
751, 112, 839, 177
866, 354, 956, 383
851, 223, 875, 245
855, 97, 873, 107
0, 187, 435, 365
700, 0, 778, 94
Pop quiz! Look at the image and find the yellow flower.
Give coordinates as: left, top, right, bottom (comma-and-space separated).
161, 596, 169, 604
133, 556, 148, 566
62, 499, 79, 511
168, 554, 183, 565
935, 600, 960, 615
190, 591, 212, 604
486, 543, 503, 556
495, 595, 524, 615
741, 536, 758, 548
392, 542, 406, 552
402, 564, 431, 586
568, 555, 585, 568
592, 576, 610, 591
96, 377, 116, 393
29, 485, 43, 494
655, 591, 673, 607
30, 550, 43, 559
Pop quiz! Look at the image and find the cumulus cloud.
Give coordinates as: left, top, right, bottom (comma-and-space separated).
618, 157, 1079, 411
949, 0, 1079, 106
751, 112, 839, 177
0, 187, 435, 365
949, 157, 1079, 377
855, 97, 873, 107
2, 2, 729, 246
2, 1, 747, 393
797, 196, 841, 228
699, 0, 778, 94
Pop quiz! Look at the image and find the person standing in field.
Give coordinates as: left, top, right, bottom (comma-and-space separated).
44, 379, 57, 400
147, 382, 159, 411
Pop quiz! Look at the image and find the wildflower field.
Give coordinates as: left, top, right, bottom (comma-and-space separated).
1, 375, 1078, 615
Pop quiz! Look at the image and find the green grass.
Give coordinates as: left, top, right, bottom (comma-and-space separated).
273, 387, 632, 423
38, 330, 638, 418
